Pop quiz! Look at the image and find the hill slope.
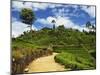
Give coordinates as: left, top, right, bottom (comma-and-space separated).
12, 26, 96, 73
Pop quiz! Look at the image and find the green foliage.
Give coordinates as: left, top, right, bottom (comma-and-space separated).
12, 27, 96, 58
57, 25, 65, 31
20, 8, 36, 30
90, 50, 96, 59
86, 21, 91, 28
86, 21, 96, 34
12, 26, 96, 73
54, 52, 95, 70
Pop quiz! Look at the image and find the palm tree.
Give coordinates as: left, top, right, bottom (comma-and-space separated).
92, 25, 96, 32
86, 21, 92, 32
86, 21, 91, 28
51, 20, 56, 30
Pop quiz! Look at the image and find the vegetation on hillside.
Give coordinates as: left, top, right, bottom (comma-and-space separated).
12, 8, 96, 74
12, 25, 96, 74
54, 52, 95, 70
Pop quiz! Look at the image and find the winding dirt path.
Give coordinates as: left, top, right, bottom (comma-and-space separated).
26, 53, 66, 73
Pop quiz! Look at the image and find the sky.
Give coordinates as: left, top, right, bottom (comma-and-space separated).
11, 1, 96, 37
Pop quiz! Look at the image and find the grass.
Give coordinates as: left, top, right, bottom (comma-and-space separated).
12, 27, 96, 74
54, 52, 95, 70
53, 45, 95, 59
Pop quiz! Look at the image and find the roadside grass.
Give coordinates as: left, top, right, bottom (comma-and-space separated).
54, 52, 96, 70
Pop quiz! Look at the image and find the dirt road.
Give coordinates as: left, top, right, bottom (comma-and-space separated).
25, 53, 66, 73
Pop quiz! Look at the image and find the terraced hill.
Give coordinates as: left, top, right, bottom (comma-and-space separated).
12, 26, 96, 74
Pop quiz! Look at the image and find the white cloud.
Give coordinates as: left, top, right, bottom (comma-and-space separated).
12, 2, 92, 34
12, 1, 95, 19
12, 1, 33, 11
52, 5, 81, 18
12, 21, 29, 37
32, 3, 49, 11
52, 5, 96, 19
72, 25, 89, 32
47, 17, 56, 23
12, 16, 89, 38
12, 1, 66, 12
81, 6, 95, 18
52, 7, 65, 17
32, 3, 65, 11
12, 1, 57, 11
36, 18, 50, 25
55, 16, 74, 28
12, 17, 17, 22
36, 17, 54, 29
48, 3, 56, 8
12, 1, 24, 10
36, 16, 88, 32
24, 2, 33, 9
12, 21, 37, 37
36, 17, 56, 25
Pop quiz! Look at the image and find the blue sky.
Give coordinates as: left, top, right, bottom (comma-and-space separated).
12, 1, 96, 37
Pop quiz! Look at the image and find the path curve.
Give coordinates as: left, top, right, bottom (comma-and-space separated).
25, 53, 66, 73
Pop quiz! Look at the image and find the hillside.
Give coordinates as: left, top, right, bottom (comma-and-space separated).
12, 26, 96, 74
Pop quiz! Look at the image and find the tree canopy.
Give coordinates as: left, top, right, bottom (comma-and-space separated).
20, 8, 36, 30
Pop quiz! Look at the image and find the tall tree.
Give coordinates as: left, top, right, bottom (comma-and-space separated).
92, 25, 96, 32
51, 20, 56, 30
20, 8, 36, 31
86, 21, 92, 32
86, 21, 91, 29
86, 21, 96, 32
